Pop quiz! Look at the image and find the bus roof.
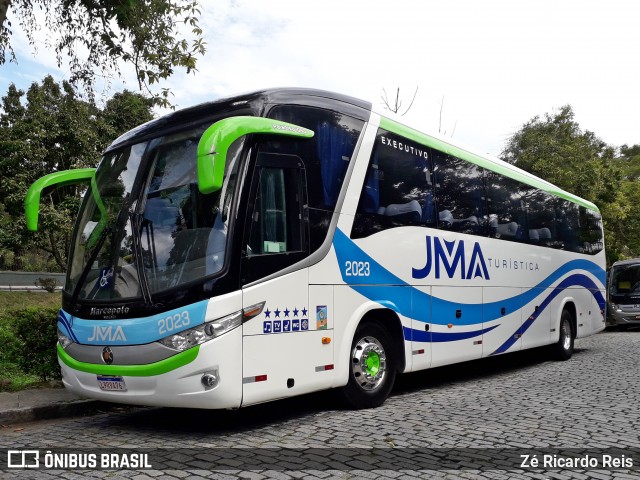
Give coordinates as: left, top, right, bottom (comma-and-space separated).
611, 258, 640, 267
104, 87, 597, 213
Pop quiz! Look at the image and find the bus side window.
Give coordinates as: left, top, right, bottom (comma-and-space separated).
485, 171, 531, 243
351, 129, 435, 239
577, 206, 603, 254
432, 150, 487, 236
527, 191, 560, 248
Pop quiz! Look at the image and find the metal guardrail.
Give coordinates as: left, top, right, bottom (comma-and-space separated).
0, 271, 65, 291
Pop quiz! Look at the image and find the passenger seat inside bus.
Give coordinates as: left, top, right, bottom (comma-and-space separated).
489, 215, 518, 238
379, 200, 422, 223
530, 227, 552, 245
439, 210, 479, 230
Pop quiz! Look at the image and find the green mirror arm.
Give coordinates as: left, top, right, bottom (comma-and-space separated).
197, 116, 314, 194
84, 174, 108, 249
25, 168, 96, 231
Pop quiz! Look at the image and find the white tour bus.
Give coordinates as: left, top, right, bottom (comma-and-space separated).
26, 89, 606, 409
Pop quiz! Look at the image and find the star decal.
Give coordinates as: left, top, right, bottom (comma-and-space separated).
293, 307, 299, 317
264, 309, 271, 318
301, 307, 308, 316
284, 308, 290, 317
274, 308, 281, 318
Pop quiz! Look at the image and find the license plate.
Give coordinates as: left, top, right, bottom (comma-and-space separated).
97, 375, 127, 392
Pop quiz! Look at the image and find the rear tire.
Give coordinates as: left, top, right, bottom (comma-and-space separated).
340, 322, 396, 409
552, 309, 574, 360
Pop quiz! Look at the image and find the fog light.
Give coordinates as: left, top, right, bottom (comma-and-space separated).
201, 372, 219, 390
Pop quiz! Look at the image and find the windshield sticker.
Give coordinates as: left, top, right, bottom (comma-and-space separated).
97, 267, 114, 289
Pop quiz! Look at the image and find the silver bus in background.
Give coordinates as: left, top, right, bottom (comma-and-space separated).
607, 258, 640, 329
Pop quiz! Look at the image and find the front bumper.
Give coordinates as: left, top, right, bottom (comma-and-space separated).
58, 327, 243, 409
607, 308, 640, 327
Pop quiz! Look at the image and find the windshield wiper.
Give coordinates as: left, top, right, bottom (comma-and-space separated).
70, 226, 113, 310
129, 210, 153, 306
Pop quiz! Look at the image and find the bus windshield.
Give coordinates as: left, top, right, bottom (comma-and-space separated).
66, 124, 244, 302
609, 262, 640, 301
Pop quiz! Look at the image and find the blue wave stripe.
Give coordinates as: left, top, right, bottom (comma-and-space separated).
57, 310, 79, 343
404, 324, 499, 342
491, 274, 605, 355
334, 228, 605, 326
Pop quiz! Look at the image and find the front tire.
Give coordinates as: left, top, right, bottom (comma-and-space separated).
340, 322, 396, 409
552, 309, 574, 360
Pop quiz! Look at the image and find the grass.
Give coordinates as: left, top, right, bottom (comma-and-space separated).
0, 363, 42, 391
0, 291, 62, 391
0, 291, 61, 315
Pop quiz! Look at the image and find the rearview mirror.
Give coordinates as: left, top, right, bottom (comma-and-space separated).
197, 116, 314, 194
25, 168, 96, 231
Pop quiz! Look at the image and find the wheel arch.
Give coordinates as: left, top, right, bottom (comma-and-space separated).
335, 301, 407, 388
357, 308, 406, 374
559, 299, 577, 340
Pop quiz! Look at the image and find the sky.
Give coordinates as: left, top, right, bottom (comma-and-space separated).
1, 0, 639, 158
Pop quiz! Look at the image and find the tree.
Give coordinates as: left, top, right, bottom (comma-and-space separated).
0, 76, 153, 270
501, 105, 640, 265
618, 144, 640, 180
501, 105, 618, 202
0, 0, 205, 107
381, 87, 418, 116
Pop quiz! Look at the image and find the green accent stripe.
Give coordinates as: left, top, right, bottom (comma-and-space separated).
57, 343, 200, 376
379, 117, 599, 212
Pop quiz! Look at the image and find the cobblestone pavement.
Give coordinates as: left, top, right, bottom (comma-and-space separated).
1, 330, 639, 479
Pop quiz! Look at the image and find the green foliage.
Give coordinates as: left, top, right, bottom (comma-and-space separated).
501, 105, 640, 265
0, 294, 61, 389
0, 77, 153, 271
8, 307, 61, 382
35, 277, 59, 292
0, 0, 205, 107
0, 315, 23, 366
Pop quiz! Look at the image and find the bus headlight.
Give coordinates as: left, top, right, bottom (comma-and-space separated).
58, 328, 73, 349
610, 303, 622, 312
158, 311, 242, 351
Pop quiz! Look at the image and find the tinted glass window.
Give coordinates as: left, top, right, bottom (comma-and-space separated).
352, 129, 434, 238
577, 206, 604, 254
555, 200, 581, 252
526, 190, 561, 248
267, 105, 364, 251
433, 151, 486, 236
485, 172, 533, 243
267, 105, 364, 210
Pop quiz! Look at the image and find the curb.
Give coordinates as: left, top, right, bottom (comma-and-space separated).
0, 399, 117, 425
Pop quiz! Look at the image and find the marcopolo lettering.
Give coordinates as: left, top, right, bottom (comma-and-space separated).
90, 306, 130, 316
412, 235, 490, 280
380, 136, 429, 159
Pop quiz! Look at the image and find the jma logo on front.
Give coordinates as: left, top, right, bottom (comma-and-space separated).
87, 325, 127, 342
412, 235, 490, 280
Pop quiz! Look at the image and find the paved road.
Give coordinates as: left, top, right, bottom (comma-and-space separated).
2, 330, 640, 479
